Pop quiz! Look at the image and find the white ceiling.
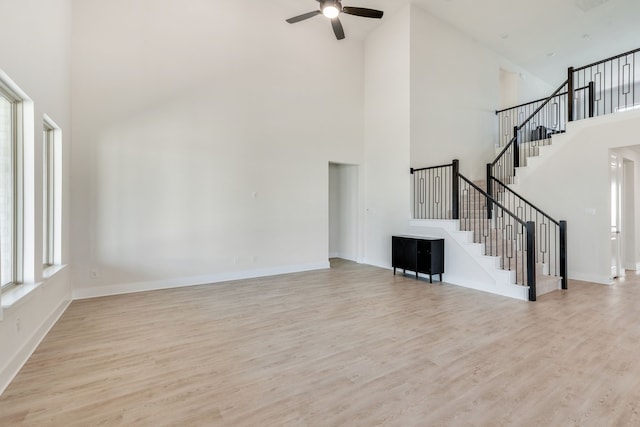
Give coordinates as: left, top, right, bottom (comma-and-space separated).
277, 0, 640, 85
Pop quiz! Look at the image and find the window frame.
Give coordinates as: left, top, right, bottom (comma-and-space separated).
0, 83, 24, 290
43, 122, 54, 266
42, 116, 61, 268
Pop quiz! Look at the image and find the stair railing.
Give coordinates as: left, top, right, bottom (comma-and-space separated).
487, 49, 640, 293
411, 160, 459, 220
491, 79, 568, 184
490, 83, 571, 294
485, 174, 567, 290
411, 160, 537, 301
495, 90, 566, 148
498, 47, 640, 148
569, 47, 640, 121
459, 175, 537, 300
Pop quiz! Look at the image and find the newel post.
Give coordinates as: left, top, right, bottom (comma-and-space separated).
567, 66, 575, 122
452, 159, 459, 220
513, 126, 520, 169
560, 220, 568, 290
486, 163, 493, 220
526, 221, 537, 301
588, 81, 595, 118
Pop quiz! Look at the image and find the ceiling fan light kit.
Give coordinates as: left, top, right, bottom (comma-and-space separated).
322, 4, 340, 18
286, 0, 384, 40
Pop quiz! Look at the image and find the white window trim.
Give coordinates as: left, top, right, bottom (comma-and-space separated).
0, 80, 24, 290
0, 68, 35, 320
43, 114, 62, 268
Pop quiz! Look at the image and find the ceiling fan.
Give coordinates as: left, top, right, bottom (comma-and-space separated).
286, 0, 384, 40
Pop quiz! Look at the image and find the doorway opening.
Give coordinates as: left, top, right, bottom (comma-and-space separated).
328, 163, 359, 263
611, 152, 622, 279
622, 158, 636, 271
610, 148, 639, 281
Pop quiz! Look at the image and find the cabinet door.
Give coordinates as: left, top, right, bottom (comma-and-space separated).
430, 239, 445, 274
392, 237, 417, 271
416, 240, 432, 274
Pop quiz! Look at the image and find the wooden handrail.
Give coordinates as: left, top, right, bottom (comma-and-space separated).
516, 80, 568, 131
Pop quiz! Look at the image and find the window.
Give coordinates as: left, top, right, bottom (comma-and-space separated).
43, 118, 59, 267
0, 86, 22, 289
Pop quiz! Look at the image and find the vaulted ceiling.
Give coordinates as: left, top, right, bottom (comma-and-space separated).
277, 0, 640, 85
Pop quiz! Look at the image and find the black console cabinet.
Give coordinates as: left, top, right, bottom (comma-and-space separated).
392, 235, 444, 283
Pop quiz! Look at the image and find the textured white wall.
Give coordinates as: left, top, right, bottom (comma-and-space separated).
70, 0, 365, 296
0, 0, 73, 395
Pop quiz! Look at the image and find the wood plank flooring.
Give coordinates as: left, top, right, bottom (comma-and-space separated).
1, 259, 640, 426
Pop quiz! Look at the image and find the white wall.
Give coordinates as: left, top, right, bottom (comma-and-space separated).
409, 5, 553, 180
0, 0, 72, 394
70, 0, 365, 297
499, 69, 519, 109
512, 109, 640, 283
362, 5, 412, 268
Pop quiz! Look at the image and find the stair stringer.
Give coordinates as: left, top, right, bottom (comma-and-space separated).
408, 219, 529, 301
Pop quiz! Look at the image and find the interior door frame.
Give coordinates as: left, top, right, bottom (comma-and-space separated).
622, 157, 636, 270
610, 152, 623, 279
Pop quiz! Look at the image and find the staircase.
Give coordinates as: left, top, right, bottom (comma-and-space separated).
409, 46, 640, 301
411, 162, 564, 301
464, 179, 561, 295
459, 175, 564, 299
494, 47, 640, 186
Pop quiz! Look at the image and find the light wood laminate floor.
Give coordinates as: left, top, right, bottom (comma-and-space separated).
2, 259, 640, 426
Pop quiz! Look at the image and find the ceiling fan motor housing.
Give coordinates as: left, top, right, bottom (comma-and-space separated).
321, 0, 343, 15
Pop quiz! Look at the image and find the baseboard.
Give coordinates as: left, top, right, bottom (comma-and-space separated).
0, 298, 71, 396
331, 254, 358, 262
358, 265, 529, 301
360, 259, 392, 271
72, 262, 331, 300
568, 272, 613, 285
328, 252, 340, 258
444, 275, 529, 301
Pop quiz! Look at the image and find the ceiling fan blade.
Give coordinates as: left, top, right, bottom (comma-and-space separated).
286, 10, 321, 24
342, 7, 384, 19
331, 17, 345, 40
